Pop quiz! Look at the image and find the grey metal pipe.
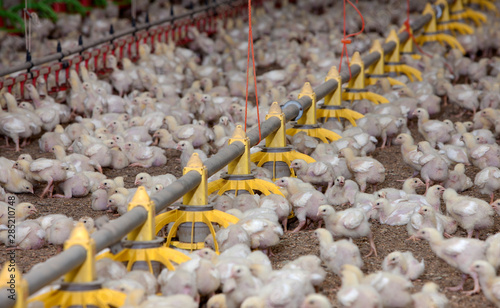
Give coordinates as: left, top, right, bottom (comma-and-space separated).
0, 0, 240, 78
0, 3, 441, 308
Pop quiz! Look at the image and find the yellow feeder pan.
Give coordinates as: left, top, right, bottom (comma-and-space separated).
96, 187, 190, 274
384, 30, 423, 82
398, 25, 422, 60
287, 82, 342, 143
208, 125, 285, 196
415, 3, 466, 54
451, 0, 489, 25
365, 41, 406, 86
155, 153, 239, 253
466, 0, 498, 15
28, 223, 126, 308
436, 0, 474, 35
317, 66, 364, 126
342, 52, 389, 105
251, 102, 316, 181
0, 264, 28, 308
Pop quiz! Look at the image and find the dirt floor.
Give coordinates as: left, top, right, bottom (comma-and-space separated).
0, 101, 498, 307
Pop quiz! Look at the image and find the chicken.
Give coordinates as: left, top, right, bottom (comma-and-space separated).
437, 142, 470, 166
178, 257, 220, 297
46, 216, 75, 251
158, 268, 199, 301
282, 255, 326, 289
274, 177, 316, 198
301, 294, 332, 308
51, 145, 102, 173
121, 142, 167, 168
382, 251, 425, 280
204, 223, 251, 252
487, 232, 500, 270
444, 163, 473, 193
461, 133, 500, 169
291, 159, 335, 190
314, 228, 363, 275
39, 125, 72, 153
318, 205, 376, 257
0, 94, 35, 152
393, 133, 423, 177
258, 194, 291, 232
0, 202, 37, 225
474, 167, 500, 204
239, 217, 283, 255
376, 177, 425, 202
325, 176, 359, 206
416, 228, 487, 295
289, 190, 327, 232
339, 148, 385, 192
152, 129, 177, 149
413, 108, 453, 148
3, 220, 45, 250
363, 271, 413, 308
469, 260, 500, 307
337, 265, 382, 308
417, 141, 449, 190
223, 264, 262, 308
134, 172, 176, 190
177, 140, 208, 169
13, 158, 69, 198
411, 282, 450, 308
443, 188, 494, 238
407, 205, 453, 239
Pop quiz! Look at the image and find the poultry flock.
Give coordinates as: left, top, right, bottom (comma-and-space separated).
1, 0, 500, 307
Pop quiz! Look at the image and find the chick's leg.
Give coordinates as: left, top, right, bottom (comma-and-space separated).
291, 220, 306, 233
365, 232, 377, 257
40, 179, 54, 199
447, 274, 467, 292
464, 273, 481, 296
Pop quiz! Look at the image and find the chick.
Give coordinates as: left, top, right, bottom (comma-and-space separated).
314, 228, 363, 275
274, 177, 315, 198
444, 163, 473, 193
411, 282, 450, 308
157, 268, 199, 302
393, 133, 423, 177
223, 265, 262, 308
318, 205, 376, 257
258, 194, 291, 232
339, 147, 385, 192
382, 251, 425, 280
469, 261, 500, 306
337, 265, 382, 308
443, 188, 494, 238
291, 159, 335, 190
0, 202, 37, 225
46, 216, 75, 251
301, 294, 332, 308
474, 167, 500, 204
415, 228, 487, 295
325, 176, 359, 206
289, 190, 328, 232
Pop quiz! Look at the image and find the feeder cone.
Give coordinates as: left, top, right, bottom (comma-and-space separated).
384, 30, 423, 82
96, 187, 191, 273
398, 26, 422, 60
451, 0, 489, 25
342, 53, 390, 105
208, 125, 285, 196
0, 264, 28, 308
28, 223, 126, 308
287, 82, 342, 143
155, 153, 239, 253
317, 66, 365, 126
252, 102, 316, 180
416, 4, 466, 54
436, 0, 474, 35
365, 41, 406, 86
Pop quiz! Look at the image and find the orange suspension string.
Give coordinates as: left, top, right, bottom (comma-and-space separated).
339, 0, 365, 79
244, 0, 261, 142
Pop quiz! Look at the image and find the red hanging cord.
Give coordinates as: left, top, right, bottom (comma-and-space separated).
403, 0, 433, 58
339, 0, 365, 79
244, 0, 261, 142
